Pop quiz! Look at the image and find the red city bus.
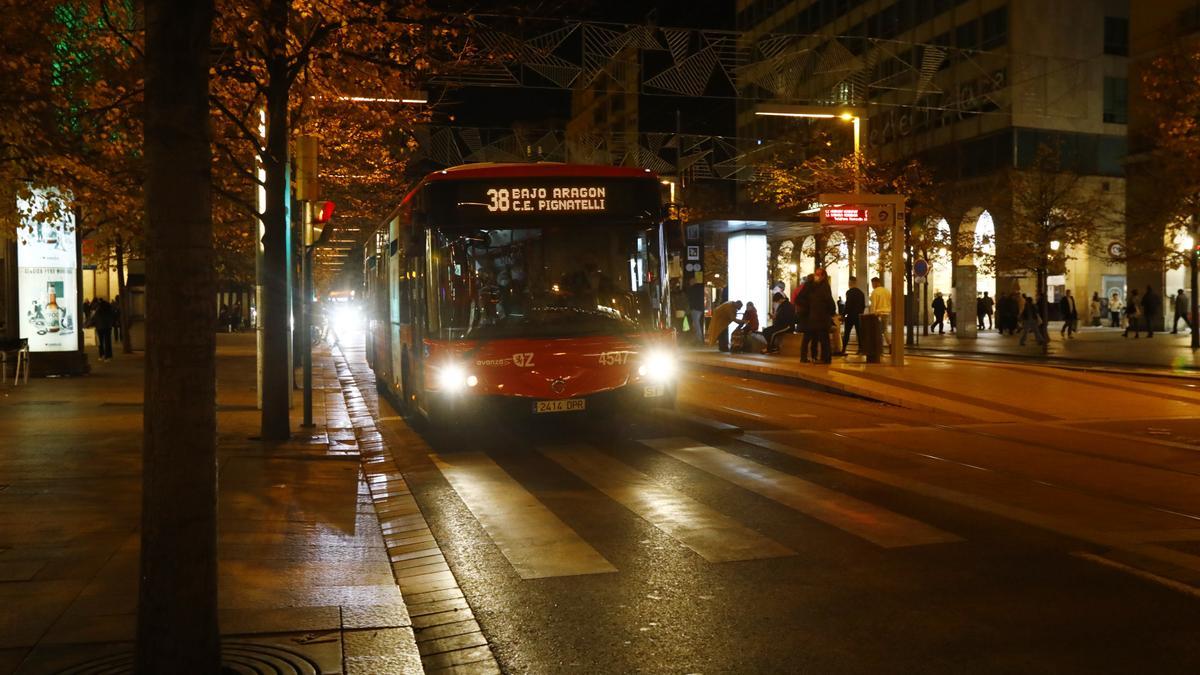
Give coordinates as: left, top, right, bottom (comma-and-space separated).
363, 163, 677, 425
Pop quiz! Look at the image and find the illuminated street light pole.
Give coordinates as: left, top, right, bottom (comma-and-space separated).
755, 104, 868, 291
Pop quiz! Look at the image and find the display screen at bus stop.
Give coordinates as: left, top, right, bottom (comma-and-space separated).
428, 178, 661, 226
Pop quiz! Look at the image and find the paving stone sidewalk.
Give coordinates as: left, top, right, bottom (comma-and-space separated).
0, 334, 422, 673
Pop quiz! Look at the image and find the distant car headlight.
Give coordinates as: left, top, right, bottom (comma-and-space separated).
332, 305, 362, 334
639, 350, 676, 381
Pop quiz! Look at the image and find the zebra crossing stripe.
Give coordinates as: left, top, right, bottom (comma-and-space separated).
430, 452, 617, 579
641, 438, 962, 549
541, 446, 795, 563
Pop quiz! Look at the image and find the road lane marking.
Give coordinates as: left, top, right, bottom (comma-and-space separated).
1073, 552, 1200, 600
429, 452, 616, 579
541, 446, 794, 563
641, 438, 962, 548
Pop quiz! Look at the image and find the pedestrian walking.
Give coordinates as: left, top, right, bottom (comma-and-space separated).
1018, 294, 1044, 348
1058, 290, 1078, 338
841, 276, 865, 354
1123, 289, 1142, 338
1090, 292, 1101, 327
92, 298, 115, 361
869, 277, 891, 348
687, 280, 707, 344
232, 301, 243, 332
946, 296, 956, 333
806, 268, 836, 364
1035, 292, 1051, 351
1109, 291, 1123, 328
977, 291, 994, 330
1143, 286, 1160, 338
1173, 289, 1192, 334
930, 292, 947, 334
219, 304, 231, 333
706, 299, 743, 352
111, 296, 122, 342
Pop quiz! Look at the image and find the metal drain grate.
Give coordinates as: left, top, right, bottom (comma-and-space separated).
58, 642, 322, 674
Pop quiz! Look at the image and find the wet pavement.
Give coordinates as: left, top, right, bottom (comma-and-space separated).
350, 341, 1200, 674
7, 332, 1200, 673
0, 334, 422, 674
908, 323, 1200, 371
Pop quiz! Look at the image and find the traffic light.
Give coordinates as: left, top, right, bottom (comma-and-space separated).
312, 200, 335, 246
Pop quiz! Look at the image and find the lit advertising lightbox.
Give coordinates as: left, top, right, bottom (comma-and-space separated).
17, 188, 78, 352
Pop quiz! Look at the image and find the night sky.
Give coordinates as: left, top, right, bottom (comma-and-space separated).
431, 1, 735, 136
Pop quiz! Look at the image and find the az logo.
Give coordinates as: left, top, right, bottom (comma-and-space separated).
512, 352, 535, 368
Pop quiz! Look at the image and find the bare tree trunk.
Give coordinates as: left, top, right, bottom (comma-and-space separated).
260, 0, 292, 440
137, 0, 219, 672
114, 237, 134, 354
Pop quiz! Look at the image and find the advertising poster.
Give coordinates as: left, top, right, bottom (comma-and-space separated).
16, 188, 78, 352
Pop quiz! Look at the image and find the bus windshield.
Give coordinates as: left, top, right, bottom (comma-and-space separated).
430, 224, 666, 340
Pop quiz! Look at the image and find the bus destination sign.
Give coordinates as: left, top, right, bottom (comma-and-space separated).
482, 186, 607, 213
429, 177, 660, 226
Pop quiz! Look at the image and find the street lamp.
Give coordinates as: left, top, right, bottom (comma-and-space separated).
1050, 240, 1061, 252
754, 104, 869, 291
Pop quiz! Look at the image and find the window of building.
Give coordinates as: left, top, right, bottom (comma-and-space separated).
1104, 17, 1129, 56
982, 7, 1008, 50
1103, 77, 1128, 124
955, 19, 980, 50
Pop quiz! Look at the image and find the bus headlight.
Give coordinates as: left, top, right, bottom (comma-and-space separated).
638, 350, 676, 382
438, 364, 475, 393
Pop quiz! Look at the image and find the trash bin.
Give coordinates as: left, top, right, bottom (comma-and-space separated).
860, 313, 882, 363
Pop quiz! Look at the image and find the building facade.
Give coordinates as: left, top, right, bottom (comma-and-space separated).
737, 0, 1130, 328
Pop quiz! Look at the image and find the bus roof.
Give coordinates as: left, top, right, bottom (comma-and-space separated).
424, 163, 660, 182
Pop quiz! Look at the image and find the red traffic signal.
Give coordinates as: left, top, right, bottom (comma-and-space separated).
315, 200, 335, 224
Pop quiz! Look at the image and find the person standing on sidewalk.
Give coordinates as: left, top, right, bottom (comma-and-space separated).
1090, 292, 1102, 327
870, 276, 891, 349
1173, 289, 1192, 334
1109, 291, 1123, 328
978, 291, 994, 330
1059, 290, 1078, 339
795, 274, 816, 362
842, 276, 865, 354
687, 280, 706, 344
807, 268, 836, 364
1143, 285, 1160, 338
92, 298, 115, 361
930, 292, 947, 334
1123, 289, 1142, 338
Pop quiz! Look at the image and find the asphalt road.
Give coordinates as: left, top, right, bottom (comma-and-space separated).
379, 368, 1200, 674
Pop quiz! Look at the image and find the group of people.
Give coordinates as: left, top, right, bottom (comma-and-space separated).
701, 271, 895, 365
940, 285, 1192, 345
218, 303, 245, 333
81, 297, 119, 361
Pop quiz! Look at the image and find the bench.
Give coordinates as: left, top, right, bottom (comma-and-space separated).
0, 338, 30, 385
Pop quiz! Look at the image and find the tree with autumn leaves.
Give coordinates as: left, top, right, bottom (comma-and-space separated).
206, 0, 453, 439
1139, 41, 1200, 348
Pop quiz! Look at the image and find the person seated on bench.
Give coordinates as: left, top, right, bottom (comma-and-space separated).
762, 292, 796, 353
